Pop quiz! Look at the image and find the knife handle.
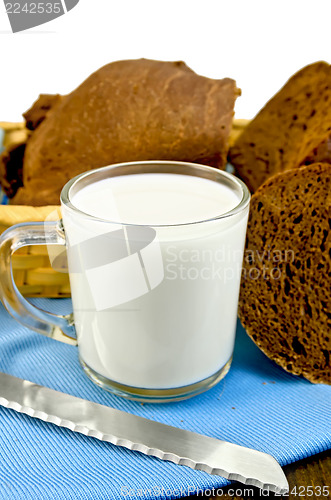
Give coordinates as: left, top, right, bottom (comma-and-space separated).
0, 220, 77, 345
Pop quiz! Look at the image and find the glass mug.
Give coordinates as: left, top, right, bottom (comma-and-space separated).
0, 161, 250, 402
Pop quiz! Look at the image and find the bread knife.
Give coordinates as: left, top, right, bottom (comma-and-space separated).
0, 372, 288, 494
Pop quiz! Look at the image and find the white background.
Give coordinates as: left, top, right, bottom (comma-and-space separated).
0, 0, 330, 121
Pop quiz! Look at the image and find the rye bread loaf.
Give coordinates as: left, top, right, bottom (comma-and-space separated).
0, 142, 25, 198
4, 59, 239, 206
23, 93, 62, 131
239, 163, 331, 384
229, 62, 331, 192
301, 134, 331, 165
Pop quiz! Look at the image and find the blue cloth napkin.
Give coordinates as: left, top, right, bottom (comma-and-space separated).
0, 298, 330, 500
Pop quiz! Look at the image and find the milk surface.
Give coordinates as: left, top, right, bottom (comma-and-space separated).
63, 172, 248, 390
70, 173, 240, 225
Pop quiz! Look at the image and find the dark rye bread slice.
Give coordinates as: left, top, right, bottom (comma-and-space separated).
229, 61, 331, 192
10, 59, 239, 206
239, 163, 331, 384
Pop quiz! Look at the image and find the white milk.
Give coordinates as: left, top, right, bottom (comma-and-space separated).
62, 173, 249, 389
70, 174, 240, 224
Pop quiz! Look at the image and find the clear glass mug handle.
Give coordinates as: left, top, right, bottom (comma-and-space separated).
0, 220, 77, 345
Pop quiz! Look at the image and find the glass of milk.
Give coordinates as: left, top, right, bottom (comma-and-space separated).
0, 161, 250, 402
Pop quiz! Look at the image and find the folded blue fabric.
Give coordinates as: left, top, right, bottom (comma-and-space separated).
0, 298, 330, 500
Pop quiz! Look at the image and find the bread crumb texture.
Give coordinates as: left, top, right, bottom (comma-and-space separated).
239, 163, 331, 384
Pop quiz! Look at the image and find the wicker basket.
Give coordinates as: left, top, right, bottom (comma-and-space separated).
0, 119, 248, 298
0, 205, 70, 297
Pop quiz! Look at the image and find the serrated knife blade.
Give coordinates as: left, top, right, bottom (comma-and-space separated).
0, 372, 288, 494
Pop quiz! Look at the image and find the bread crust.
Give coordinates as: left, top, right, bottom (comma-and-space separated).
239, 163, 331, 384
23, 94, 62, 131
0, 142, 25, 198
229, 62, 331, 192
11, 59, 238, 206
